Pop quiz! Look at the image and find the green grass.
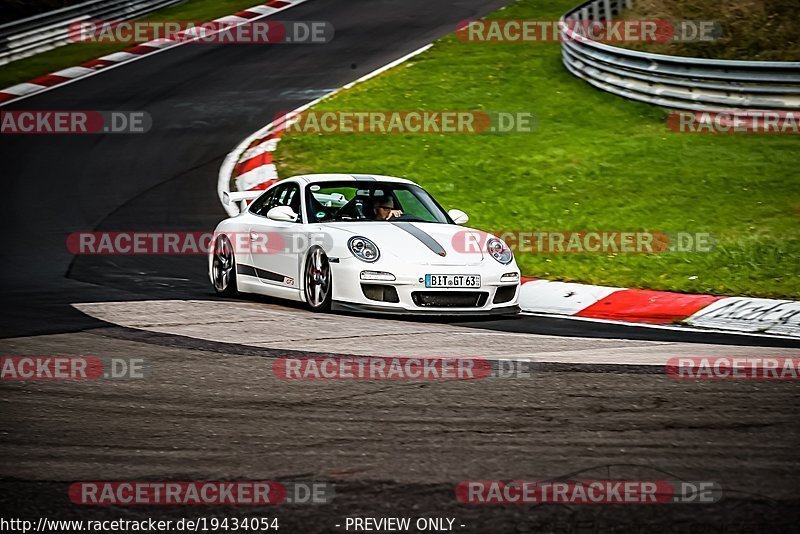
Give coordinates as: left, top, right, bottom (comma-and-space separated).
275, 0, 800, 299
0, 0, 268, 88
618, 0, 800, 61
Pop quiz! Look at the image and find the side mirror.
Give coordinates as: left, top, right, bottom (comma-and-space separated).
448, 209, 469, 225
267, 205, 298, 222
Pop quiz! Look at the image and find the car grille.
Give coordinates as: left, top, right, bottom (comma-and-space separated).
361, 284, 400, 303
493, 285, 517, 304
412, 291, 489, 308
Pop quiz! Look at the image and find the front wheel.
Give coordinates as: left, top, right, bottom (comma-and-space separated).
212, 235, 238, 296
304, 247, 332, 312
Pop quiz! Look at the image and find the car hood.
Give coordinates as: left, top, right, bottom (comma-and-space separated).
323, 221, 486, 265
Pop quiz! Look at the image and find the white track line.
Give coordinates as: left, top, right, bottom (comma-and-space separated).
217, 43, 433, 216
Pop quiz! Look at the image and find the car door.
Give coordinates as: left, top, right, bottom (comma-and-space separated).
248, 182, 304, 290
235, 187, 276, 274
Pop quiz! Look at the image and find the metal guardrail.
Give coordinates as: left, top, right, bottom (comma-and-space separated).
560, 0, 800, 110
0, 0, 183, 66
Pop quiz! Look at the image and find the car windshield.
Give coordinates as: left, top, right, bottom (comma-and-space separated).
306, 181, 451, 224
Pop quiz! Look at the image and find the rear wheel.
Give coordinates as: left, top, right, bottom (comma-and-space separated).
304, 247, 332, 312
212, 235, 238, 296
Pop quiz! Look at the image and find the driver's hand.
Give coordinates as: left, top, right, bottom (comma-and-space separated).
387, 210, 403, 219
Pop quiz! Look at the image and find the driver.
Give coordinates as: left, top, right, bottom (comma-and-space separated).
372, 197, 403, 220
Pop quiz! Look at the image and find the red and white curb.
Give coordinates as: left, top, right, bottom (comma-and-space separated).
216, 38, 800, 339
0, 0, 309, 107
519, 280, 799, 338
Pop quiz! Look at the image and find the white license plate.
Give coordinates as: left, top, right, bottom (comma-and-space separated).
425, 274, 481, 288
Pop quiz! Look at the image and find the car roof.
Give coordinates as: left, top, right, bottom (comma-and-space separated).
291, 173, 416, 186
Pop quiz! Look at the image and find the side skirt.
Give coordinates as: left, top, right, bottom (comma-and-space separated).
236, 272, 304, 303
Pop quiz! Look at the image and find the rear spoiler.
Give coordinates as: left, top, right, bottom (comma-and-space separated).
222, 190, 263, 206
222, 190, 263, 214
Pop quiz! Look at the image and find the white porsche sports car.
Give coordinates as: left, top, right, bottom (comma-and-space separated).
210, 174, 520, 315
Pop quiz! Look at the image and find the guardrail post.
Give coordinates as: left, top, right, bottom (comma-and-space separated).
603, 0, 612, 20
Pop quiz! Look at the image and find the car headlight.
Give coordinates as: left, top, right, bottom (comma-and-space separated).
487, 238, 513, 264
348, 236, 380, 262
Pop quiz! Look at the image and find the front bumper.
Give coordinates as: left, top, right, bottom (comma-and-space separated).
330, 257, 520, 315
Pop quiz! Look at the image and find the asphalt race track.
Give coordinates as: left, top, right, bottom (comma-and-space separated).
1, 0, 799, 532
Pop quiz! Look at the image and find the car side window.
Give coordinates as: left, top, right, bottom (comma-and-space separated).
269, 183, 303, 222
249, 189, 276, 216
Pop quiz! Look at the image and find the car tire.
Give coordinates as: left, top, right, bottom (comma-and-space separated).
304, 246, 332, 312
212, 235, 238, 297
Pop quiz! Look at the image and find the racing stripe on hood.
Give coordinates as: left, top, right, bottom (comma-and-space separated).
391, 222, 447, 257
